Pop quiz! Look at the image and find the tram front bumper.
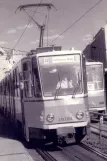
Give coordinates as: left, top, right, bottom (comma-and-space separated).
43, 121, 89, 129
43, 121, 90, 136
57, 126, 75, 136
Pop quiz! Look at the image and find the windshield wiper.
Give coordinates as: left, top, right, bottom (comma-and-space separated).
54, 71, 62, 99
72, 73, 81, 98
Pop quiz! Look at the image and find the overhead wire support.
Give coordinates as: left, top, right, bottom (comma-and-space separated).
49, 0, 103, 45
22, 9, 45, 47
16, 3, 57, 12
16, 3, 56, 48
13, 0, 43, 50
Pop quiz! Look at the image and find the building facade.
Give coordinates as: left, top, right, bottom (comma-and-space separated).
83, 25, 107, 69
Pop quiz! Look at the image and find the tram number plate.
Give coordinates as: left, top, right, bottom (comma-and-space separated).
59, 117, 72, 122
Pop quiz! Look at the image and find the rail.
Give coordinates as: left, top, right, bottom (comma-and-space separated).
36, 148, 57, 161
80, 143, 107, 160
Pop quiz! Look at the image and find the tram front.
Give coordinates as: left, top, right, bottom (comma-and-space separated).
35, 50, 90, 143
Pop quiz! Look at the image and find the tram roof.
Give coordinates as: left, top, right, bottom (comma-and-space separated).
35, 50, 82, 57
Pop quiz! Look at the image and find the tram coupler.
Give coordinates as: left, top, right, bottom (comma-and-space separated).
57, 126, 75, 145
58, 133, 75, 145
58, 135, 66, 145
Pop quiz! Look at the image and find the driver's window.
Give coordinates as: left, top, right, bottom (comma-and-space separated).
23, 61, 32, 98
32, 57, 41, 98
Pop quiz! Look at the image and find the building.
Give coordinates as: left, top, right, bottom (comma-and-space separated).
83, 25, 107, 69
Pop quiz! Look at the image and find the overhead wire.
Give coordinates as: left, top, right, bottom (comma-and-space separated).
46, 7, 50, 46
49, 0, 103, 45
12, 0, 43, 50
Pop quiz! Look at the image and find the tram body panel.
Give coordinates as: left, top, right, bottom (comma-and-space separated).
88, 90, 106, 112
23, 100, 44, 128
44, 96, 89, 125
23, 96, 89, 128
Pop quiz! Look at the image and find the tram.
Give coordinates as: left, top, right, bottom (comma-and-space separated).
86, 62, 106, 116
0, 47, 90, 144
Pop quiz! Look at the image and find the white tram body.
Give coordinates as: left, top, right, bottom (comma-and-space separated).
0, 49, 90, 143
86, 62, 106, 114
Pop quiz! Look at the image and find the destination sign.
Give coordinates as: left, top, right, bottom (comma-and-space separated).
39, 55, 80, 65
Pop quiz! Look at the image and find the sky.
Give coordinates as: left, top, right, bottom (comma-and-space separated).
0, 0, 107, 77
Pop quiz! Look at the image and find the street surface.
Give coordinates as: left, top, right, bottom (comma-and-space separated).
0, 115, 35, 161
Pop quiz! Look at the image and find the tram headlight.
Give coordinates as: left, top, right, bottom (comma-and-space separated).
46, 114, 54, 122
76, 111, 84, 120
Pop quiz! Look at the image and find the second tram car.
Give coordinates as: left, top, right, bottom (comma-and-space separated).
0, 48, 90, 144
86, 62, 106, 115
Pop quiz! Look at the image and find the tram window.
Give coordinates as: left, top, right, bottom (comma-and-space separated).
32, 57, 41, 98
13, 71, 15, 96
15, 68, 20, 97
7, 80, 9, 95
23, 61, 32, 98
10, 75, 12, 96
14, 69, 18, 97
0, 85, 1, 94
1, 83, 2, 94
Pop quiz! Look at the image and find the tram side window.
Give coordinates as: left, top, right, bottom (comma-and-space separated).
13, 72, 15, 96
23, 61, 32, 98
7, 80, 10, 96
14, 68, 20, 97
10, 75, 13, 96
6, 79, 8, 96
0, 85, 1, 95
1, 83, 2, 95
32, 57, 41, 98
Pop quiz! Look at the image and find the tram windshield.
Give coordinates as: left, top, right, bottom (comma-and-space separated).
86, 64, 103, 91
38, 54, 82, 97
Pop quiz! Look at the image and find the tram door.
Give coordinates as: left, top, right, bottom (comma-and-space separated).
20, 58, 32, 139
21, 59, 32, 100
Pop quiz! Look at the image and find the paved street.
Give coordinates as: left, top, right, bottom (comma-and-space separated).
0, 115, 34, 161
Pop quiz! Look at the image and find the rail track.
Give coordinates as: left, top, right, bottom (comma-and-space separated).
36, 148, 57, 161
35, 140, 107, 161
80, 143, 107, 160
57, 142, 107, 161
